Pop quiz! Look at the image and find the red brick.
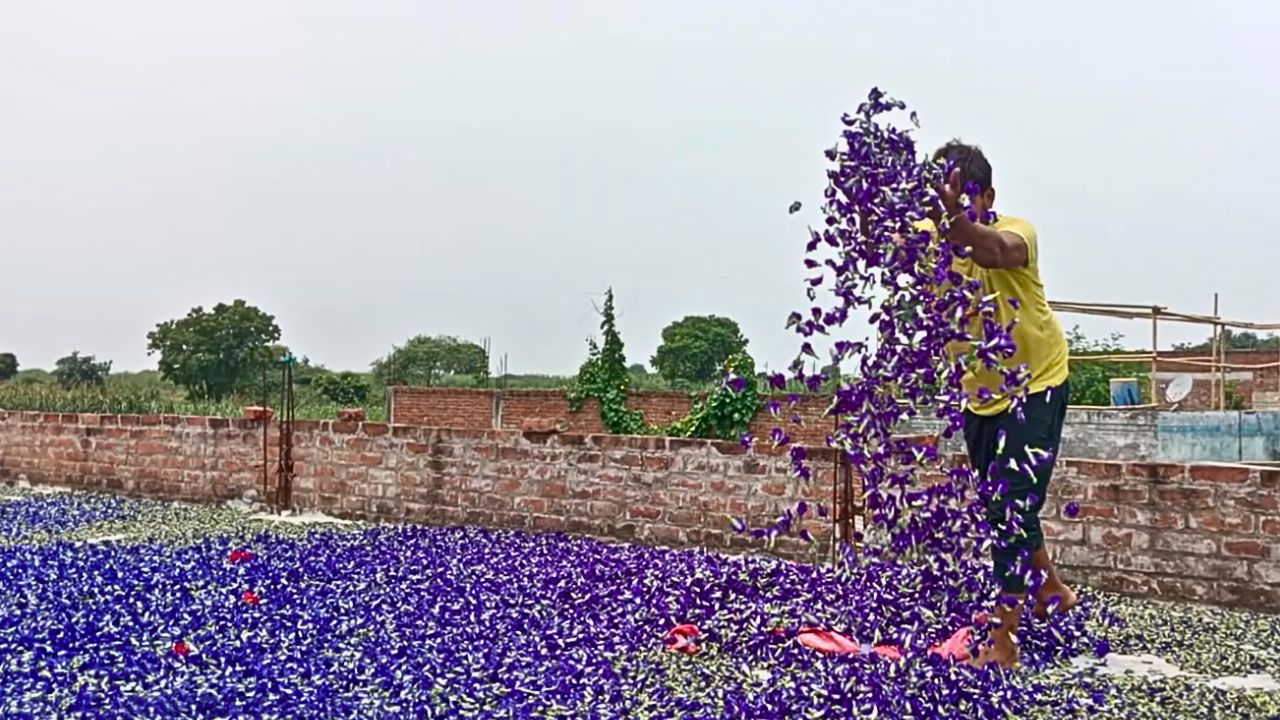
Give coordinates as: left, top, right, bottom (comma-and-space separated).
1126, 463, 1186, 481
666, 509, 702, 527
1153, 576, 1214, 603
516, 497, 547, 513
1261, 470, 1280, 491
1064, 459, 1123, 479
1222, 539, 1268, 559
500, 446, 530, 461
541, 482, 567, 498
1189, 465, 1253, 485
1073, 503, 1117, 520
1088, 526, 1149, 550
531, 515, 562, 532
1153, 533, 1219, 556
1117, 506, 1185, 530
1188, 511, 1255, 534
643, 454, 673, 471
710, 440, 748, 456
628, 505, 662, 521
1215, 582, 1280, 611
463, 509, 494, 525
589, 501, 621, 518
1153, 485, 1215, 510
1042, 518, 1084, 542
1263, 517, 1280, 537
612, 453, 641, 468
648, 525, 686, 545
1221, 491, 1280, 513
760, 481, 787, 497
1088, 482, 1150, 504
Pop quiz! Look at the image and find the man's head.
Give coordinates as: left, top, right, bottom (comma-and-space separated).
933, 139, 995, 219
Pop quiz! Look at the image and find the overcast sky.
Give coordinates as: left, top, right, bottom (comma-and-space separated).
3, 1, 1277, 374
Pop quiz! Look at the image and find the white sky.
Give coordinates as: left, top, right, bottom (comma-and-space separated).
2, 1, 1277, 373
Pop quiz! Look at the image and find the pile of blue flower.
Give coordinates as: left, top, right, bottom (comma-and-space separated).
1, 492, 1279, 717
0, 492, 1104, 718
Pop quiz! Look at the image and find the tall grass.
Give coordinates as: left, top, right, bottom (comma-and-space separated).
0, 384, 387, 422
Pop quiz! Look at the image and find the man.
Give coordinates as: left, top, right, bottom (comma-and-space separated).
927, 140, 1075, 669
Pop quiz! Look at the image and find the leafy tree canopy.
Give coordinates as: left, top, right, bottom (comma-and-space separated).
651, 315, 749, 387
371, 335, 488, 387
146, 300, 282, 400
312, 371, 372, 406
0, 353, 17, 382
1173, 329, 1279, 351
53, 351, 112, 388
1065, 326, 1147, 406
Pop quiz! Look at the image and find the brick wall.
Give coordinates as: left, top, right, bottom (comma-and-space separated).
389, 388, 495, 430
392, 387, 836, 445
2, 411, 1277, 611
1153, 349, 1280, 410
1042, 459, 1280, 610
0, 411, 830, 559
390, 350, 1280, 432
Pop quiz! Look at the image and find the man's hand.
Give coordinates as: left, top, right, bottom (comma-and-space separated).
937, 168, 964, 217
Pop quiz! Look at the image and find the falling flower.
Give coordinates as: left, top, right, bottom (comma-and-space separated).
242, 590, 260, 605
1064, 501, 1081, 519
172, 641, 191, 657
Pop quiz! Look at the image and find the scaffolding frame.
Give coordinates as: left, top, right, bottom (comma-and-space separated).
1049, 298, 1280, 411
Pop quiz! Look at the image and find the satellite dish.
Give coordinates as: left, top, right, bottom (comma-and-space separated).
1165, 374, 1193, 404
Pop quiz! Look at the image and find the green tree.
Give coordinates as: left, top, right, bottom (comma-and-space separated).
1066, 325, 1147, 406
567, 288, 644, 434
651, 315, 749, 387
1173, 329, 1279, 351
312, 371, 372, 405
53, 351, 112, 387
0, 353, 17, 382
371, 335, 488, 387
146, 300, 282, 400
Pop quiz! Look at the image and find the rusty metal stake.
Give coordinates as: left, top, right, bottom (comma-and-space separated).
275, 353, 296, 512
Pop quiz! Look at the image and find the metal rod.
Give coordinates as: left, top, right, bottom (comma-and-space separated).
261, 365, 268, 501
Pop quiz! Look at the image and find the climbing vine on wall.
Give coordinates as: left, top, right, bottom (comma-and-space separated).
661, 352, 761, 441
567, 290, 761, 440
566, 289, 646, 435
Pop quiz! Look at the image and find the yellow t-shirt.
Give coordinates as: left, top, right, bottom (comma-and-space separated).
917, 215, 1069, 416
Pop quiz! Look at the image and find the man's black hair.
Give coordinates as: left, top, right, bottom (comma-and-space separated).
932, 139, 993, 192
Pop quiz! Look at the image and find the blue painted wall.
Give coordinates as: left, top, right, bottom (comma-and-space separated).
1157, 411, 1280, 463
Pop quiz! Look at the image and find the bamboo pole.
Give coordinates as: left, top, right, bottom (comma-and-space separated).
1068, 403, 1160, 410
1067, 353, 1156, 363
1048, 301, 1280, 330
1151, 307, 1159, 406
1214, 293, 1225, 411
1162, 356, 1280, 366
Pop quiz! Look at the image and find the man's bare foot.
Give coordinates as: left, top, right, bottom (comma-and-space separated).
969, 641, 1019, 670
1032, 581, 1078, 620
